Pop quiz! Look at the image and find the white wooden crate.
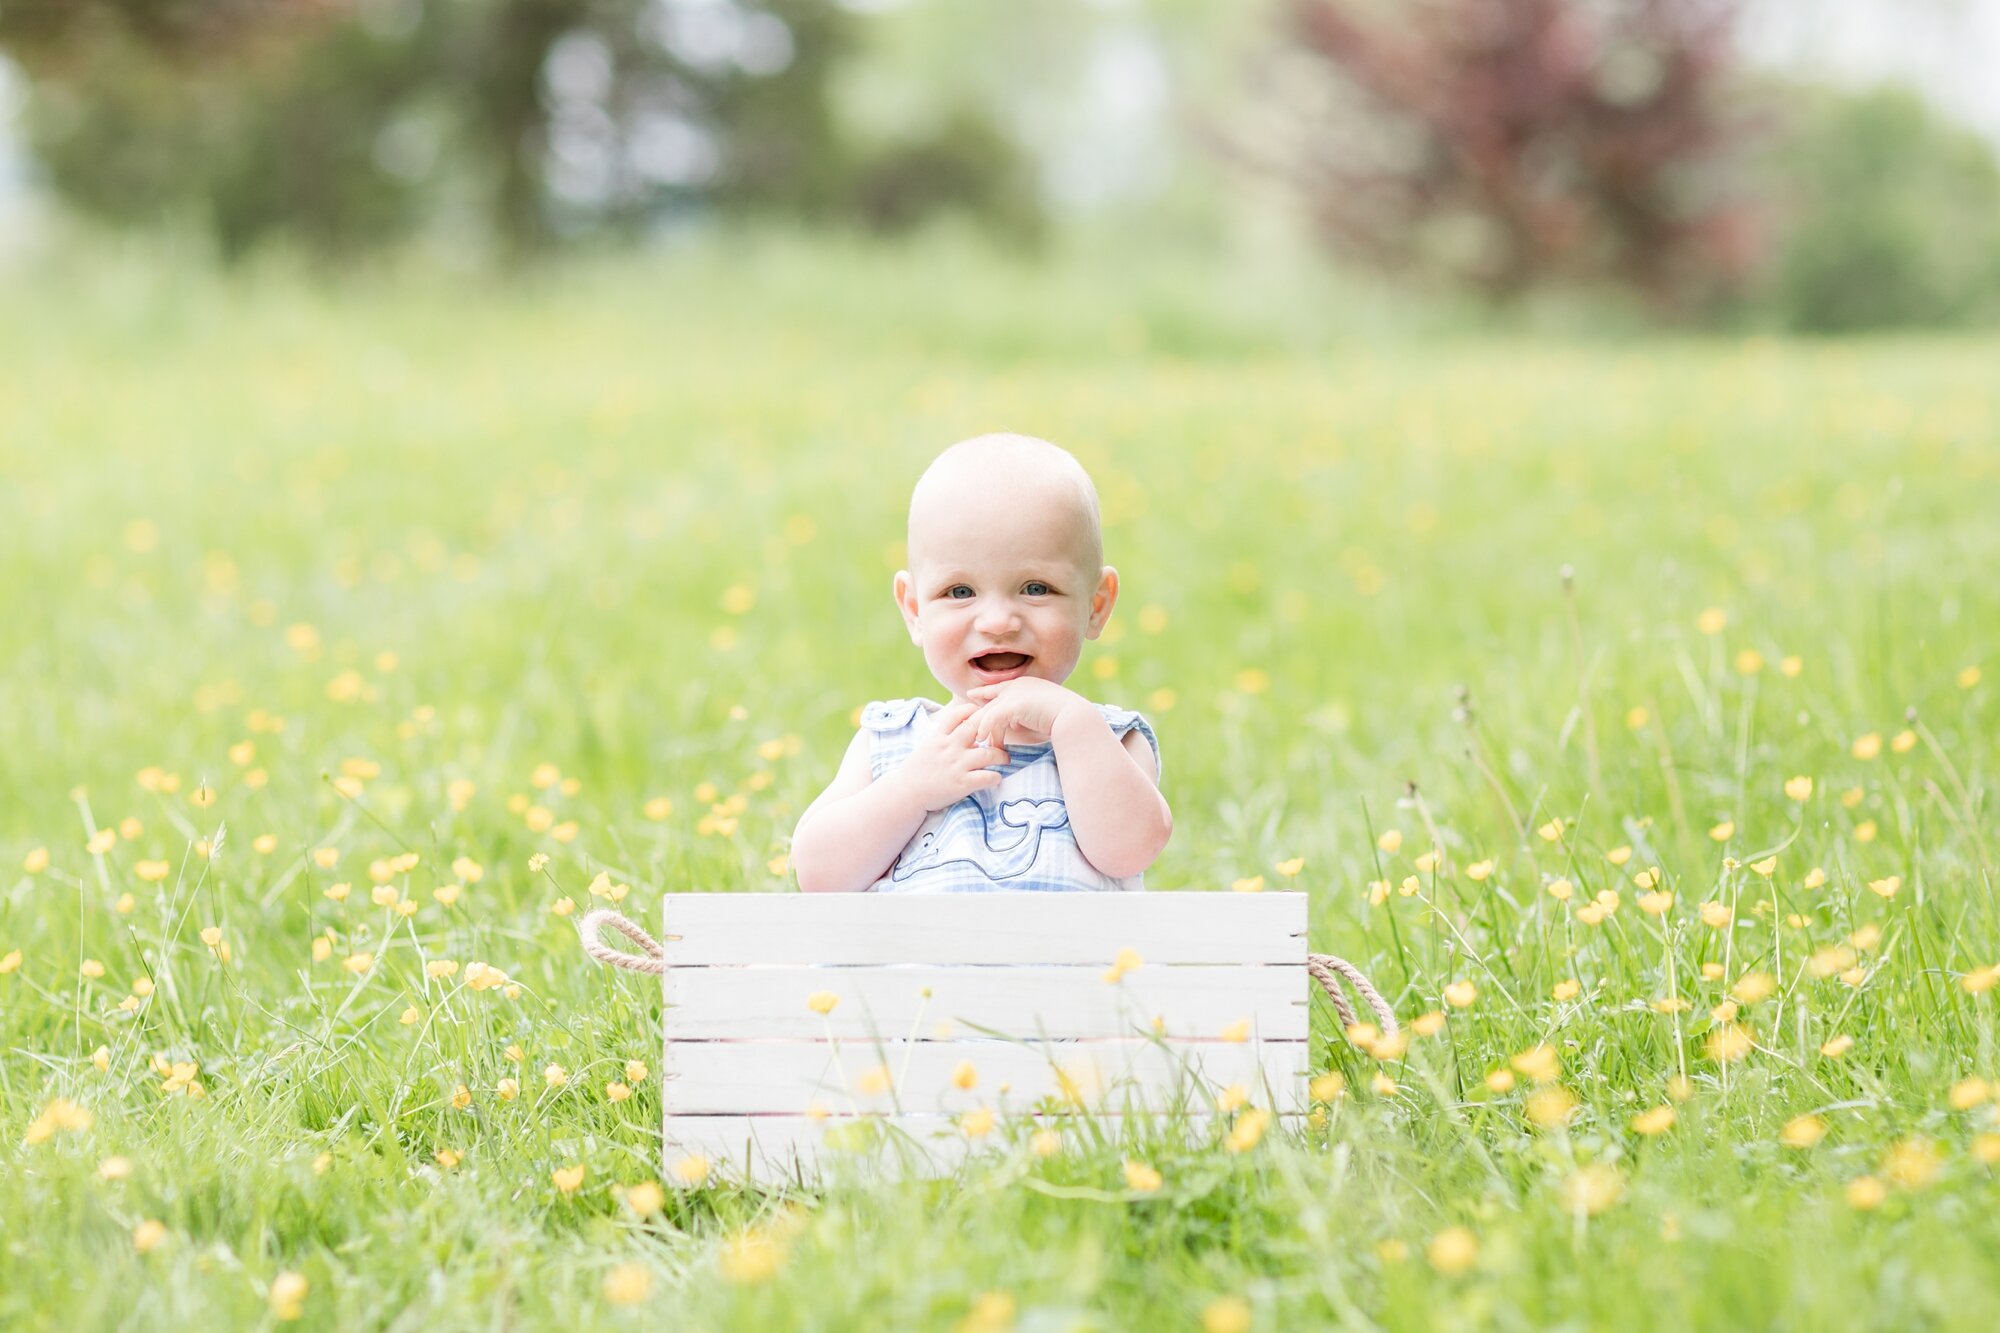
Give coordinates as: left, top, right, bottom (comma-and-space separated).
587, 892, 1318, 1179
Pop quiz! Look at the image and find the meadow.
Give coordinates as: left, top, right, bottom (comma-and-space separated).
2, 234, 1998, 1330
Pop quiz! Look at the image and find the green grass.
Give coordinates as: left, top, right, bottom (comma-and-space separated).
3, 234, 1998, 1330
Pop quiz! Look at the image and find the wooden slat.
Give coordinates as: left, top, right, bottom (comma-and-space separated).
663, 963, 1305, 1040
660, 892, 1307, 965
661, 1037, 1311, 1115
664, 1112, 1304, 1179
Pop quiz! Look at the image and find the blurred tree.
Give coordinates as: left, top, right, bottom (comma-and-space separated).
1270, 0, 1758, 309
0, 0, 1036, 259
1761, 84, 2000, 332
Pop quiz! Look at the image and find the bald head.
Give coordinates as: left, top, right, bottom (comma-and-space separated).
907, 434, 1103, 578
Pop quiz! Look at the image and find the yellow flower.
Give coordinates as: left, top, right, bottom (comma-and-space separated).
1972, 1134, 2000, 1165
98, 1154, 133, 1179
806, 991, 839, 1015
1509, 1045, 1560, 1084
1784, 775, 1813, 802
1219, 1019, 1252, 1043
496, 1078, 519, 1101
1575, 901, 1608, 925
1201, 1295, 1252, 1333
668, 1151, 712, 1186
1552, 979, 1581, 1001
625, 1059, 648, 1083
1484, 1069, 1516, 1094
1536, 819, 1565, 843
1546, 877, 1574, 901
1607, 845, 1632, 866
1443, 980, 1477, 1009
1224, 1107, 1269, 1154
464, 962, 507, 991
1123, 1159, 1163, 1193
1631, 866, 1660, 889
1231, 875, 1265, 894
1841, 787, 1865, 809
342, 952, 374, 974
313, 847, 340, 869
1732, 972, 1776, 1005
1524, 1086, 1578, 1128
1631, 1105, 1676, 1136
1867, 876, 1901, 899
626, 1180, 668, 1212
1891, 728, 1917, 754
80, 958, 105, 980
1377, 829, 1403, 854
1413, 850, 1441, 873
544, 1063, 568, 1089
1803, 867, 1828, 890
856, 1064, 893, 1097
434, 1147, 462, 1170
960, 1107, 995, 1138
1704, 1023, 1755, 1063
1780, 1114, 1826, 1148
1852, 732, 1882, 761
1215, 1083, 1249, 1114
1398, 876, 1421, 897
1699, 901, 1732, 929
1780, 655, 1803, 677
1274, 856, 1304, 877
1750, 856, 1777, 878
1625, 705, 1649, 730
1558, 1163, 1624, 1216
1963, 965, 2000, 994
718, 1229, 783, 1284
23, 846, 49, 874
603, 1262, 652, 1307
132, 1220, 168, 1254
23, 1097, 94, 1144
1735, 649, 1765, 675
552, 1163, 586, 1193
1411, 1011, 1446, 1037
1309, 1072, 1346, 1101
1948, 1078, 1991, 1111
1821, 1034, 1854, 1058
91, 1046, 110, 1072
451, 1083, 472, 1110
1426, 1225, 1479, 1275
1846, 1176, 1887, 1210
1638, 891, 1674, 915
86, 828, 117, 856
953, 1061, 979, 1091
398, 1006, 420, 1026
1465, 859, 1493, 881
1234, 668, 1269, 695
550, 897, 575, 916
1030, 1128, 1062, 1157
606, 1081, 632, 1102
1708, 821, 1735, 842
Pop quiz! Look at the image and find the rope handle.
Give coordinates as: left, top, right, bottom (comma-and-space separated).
578, 910, 669, 975
578, 909, 1398, 1046
1307, 952, 1399, 1040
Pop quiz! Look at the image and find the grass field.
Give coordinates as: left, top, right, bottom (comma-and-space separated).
3, 236, 1999, 1330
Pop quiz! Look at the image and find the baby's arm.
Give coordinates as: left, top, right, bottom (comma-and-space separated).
791, 701, 1009, 892
1050, 705, 1172, 880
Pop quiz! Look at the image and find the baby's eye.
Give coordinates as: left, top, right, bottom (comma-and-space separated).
946, 585, 974, 599
1023, 582, 1052, 596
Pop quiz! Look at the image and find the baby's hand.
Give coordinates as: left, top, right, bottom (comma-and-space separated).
962, 678, 1092, 750
888, 700, 1011, 813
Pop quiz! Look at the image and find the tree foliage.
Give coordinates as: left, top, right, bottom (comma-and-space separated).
0, 0, 1035, 259
1274, 0, 1756, 308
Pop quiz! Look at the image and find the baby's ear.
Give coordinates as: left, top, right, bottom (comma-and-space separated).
1086, 565, 1120, 639
891, 570, 922, 643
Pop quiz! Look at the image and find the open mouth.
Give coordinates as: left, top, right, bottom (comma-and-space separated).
970, 651, 1032, 679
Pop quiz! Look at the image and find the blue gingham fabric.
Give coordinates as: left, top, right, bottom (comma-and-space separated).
861, 697, 1161, 893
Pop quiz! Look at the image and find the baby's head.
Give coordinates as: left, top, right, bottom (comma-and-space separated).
893, 434, 1119, 702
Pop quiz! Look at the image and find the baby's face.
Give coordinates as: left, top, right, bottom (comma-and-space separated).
894, 497, 1115, 702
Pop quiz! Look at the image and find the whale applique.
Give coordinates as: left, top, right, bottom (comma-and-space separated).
889, 797, 1069, 884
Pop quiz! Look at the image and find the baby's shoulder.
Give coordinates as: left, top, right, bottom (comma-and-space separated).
857, 698, 943, 733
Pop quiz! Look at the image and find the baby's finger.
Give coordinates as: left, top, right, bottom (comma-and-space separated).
941, 701, 984, 733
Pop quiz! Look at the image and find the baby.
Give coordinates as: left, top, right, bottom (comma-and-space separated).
790, 434, 1172, 893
